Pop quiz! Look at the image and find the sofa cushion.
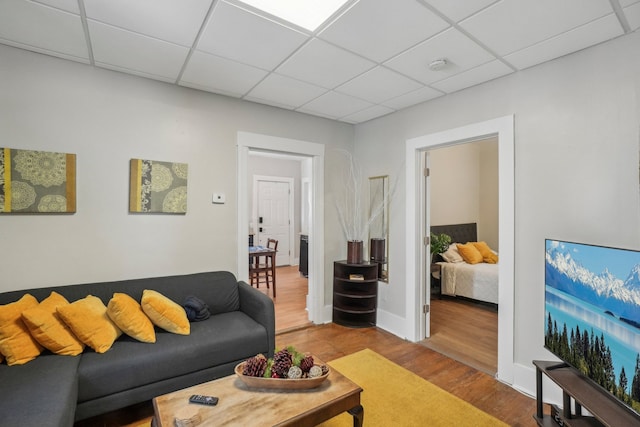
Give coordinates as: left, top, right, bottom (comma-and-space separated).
22, 291, 85, 356
0, 352, 80, 427
0, 294, 43, 365
77, 311, 269, 402
141, 290, 189, 335
57, 295, 122, 353
107, 293, 156, 343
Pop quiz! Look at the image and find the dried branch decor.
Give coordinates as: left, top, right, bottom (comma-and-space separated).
334, 150, 388, 243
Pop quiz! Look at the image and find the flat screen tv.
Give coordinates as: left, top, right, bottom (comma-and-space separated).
545, 239, 640, 416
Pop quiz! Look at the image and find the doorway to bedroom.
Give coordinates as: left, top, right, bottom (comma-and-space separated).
420, 138, 499, 376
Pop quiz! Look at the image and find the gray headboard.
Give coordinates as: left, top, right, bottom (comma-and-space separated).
431, 223, 477, 244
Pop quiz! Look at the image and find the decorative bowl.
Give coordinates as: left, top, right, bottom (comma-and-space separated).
234, 355, 329, 390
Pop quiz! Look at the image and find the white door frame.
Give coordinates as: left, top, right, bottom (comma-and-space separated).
253, 175, 295, 265
237, 132, 325, 324
405, 115, 515, 384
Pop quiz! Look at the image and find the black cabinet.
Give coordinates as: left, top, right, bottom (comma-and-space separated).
332, 261, 378, 328
299, 234, 308, 277
533, 360, 640, 426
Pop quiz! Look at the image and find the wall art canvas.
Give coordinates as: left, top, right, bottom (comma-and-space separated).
129, 159, 188, 214
0, 148, 76, 213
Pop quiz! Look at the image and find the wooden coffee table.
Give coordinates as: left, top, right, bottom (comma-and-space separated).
152, 363, 364, 426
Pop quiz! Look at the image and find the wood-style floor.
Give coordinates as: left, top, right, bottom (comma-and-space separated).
75, 267, 539, 426
423, 297, 498, 376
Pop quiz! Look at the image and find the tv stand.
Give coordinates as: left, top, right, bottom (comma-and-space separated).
533, 360, 640, 426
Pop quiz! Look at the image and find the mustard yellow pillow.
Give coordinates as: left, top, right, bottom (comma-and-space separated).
22, 292, 85, 356
57, 295, 122, 353
456, 243, 483, 264
0, 294, 43, 365
141, 290, 190, 335
107, 293, 156, 343
471, 241, 499, 264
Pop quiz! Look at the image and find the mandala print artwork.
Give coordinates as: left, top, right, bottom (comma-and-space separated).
0, 148, 76, 213
129, 159, 188, 213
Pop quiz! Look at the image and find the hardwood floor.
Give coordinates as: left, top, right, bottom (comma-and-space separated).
253, 265, 311, 333
422, 297, 498, 376
75, 269, 540, 426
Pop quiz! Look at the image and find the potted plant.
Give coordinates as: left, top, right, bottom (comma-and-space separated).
430, 232, 451, 263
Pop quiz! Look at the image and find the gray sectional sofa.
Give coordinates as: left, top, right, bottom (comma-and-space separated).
0, 271, 275, 427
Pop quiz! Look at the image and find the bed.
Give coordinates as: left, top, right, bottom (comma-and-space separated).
431, 223, 499, 305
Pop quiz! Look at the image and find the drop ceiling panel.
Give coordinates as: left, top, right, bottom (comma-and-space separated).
89, 21, 189, 81
385, 27, 496, 84
504, 14, 623, 70
276, 38, 375, 89
180, 50, 268, 97
84, 0, 212, 46
197, 1, 308, 71
336, 66, 422, 104
425, 0, 499, 23
34, 0, 79, 14
625, 3, 640, 30
319, 0, 450, 63
460, 0, 615, 56
431, 60, 513, 93
298, 91, 373, 119
341, 104, 395, 123
0, 0, 88, 62
245, 73, 327, 109
382, 86, 444, 110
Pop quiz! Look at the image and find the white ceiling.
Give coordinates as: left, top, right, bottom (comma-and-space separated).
1, 0, 638, 124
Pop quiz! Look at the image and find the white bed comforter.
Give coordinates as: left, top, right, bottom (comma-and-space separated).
439, 261, 499, 304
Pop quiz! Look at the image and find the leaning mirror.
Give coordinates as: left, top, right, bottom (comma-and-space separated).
369, 175, 389, 282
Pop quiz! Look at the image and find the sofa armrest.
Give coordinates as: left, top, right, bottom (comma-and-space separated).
238, 281, 275, 359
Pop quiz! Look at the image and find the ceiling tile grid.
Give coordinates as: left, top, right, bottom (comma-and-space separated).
0, 0, 637, 123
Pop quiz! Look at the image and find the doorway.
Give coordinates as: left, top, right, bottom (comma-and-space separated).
237, 132, 325, 326
405, 115, 515, 384
422, 138, 499, 375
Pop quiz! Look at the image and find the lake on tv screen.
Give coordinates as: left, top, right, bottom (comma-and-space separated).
545, 239, 640, 386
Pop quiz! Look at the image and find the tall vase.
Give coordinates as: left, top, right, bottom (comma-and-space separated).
347, 240, 363, 264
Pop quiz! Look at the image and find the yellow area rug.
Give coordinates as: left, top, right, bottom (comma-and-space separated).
318, 349, 507, 427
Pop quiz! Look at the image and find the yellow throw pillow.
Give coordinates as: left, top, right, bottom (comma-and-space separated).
141, 290, 190, 335
22, 292, 85, 356
456, 243, 483, 264
57, 295, 122, 353
471, 241, 499, 264
107, 293, 156, 343
0, 294, 43, 365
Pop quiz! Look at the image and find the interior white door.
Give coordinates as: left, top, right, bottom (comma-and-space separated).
423, 151, 431, 338
257, 179, 290, 266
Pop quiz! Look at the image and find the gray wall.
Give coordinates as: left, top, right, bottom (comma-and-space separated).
354, 30, 640, 393
0, 44, 353, 292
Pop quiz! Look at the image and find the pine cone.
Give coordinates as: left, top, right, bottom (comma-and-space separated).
300, 354, 314, 373
272, 348, 293, 378
242, 354, 267, 377
287, 366, 303, 379
309, 365, 323, 378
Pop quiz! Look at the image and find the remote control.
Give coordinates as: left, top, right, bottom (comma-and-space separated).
188, 395, 219, 406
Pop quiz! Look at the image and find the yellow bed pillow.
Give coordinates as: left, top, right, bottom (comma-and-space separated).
456, 243, 483, 264
141, 290, 190, 335
0, 294, 43, 365
471, 241, 499, 264
57, 295, 122, 353
22, 291, 85, 356
107, 293, 156, 343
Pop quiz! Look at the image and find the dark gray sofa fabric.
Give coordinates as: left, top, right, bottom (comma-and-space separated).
0, 271, 275, 426
0, 353, 79, 427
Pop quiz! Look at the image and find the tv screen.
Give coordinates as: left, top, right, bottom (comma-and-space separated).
545, 239, 640, 415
